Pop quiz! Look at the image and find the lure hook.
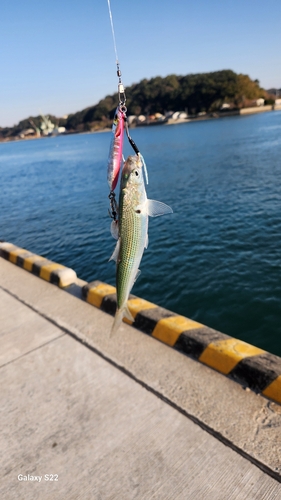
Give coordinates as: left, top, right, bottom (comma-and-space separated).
124, 119, 139, 154
108, 191, 118, 221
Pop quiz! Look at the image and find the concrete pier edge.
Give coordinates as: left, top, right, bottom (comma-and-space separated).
1, 240, 281, 407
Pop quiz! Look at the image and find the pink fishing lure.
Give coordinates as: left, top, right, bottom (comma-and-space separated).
107, 107, 125, 191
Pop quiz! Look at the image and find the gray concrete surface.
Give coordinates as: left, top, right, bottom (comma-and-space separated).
0, 258, 281, 499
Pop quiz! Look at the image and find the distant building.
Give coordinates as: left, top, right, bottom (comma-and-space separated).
127, 115, 137, 125
172, 112, 188, 120
243, 98, 265, 108
255, 98, 265, 106
40, 114, 55, 136
40, 113, 65, 135
155, 112, 165, 120
220, 103, 231, 110
19, 128, 36, 139
275, 98, 281, 105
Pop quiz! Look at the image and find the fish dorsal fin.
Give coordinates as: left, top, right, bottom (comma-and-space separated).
110, 220, 119, 240
109, 238, 120, 262
146, 199, 173, 217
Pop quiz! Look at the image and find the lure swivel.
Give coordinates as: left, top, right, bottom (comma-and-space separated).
118, 82, 126, 107
116, 63, 126, 106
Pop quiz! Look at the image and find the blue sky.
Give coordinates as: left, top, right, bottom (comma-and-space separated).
1, 0, 281, 127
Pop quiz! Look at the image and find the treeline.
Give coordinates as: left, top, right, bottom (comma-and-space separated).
65, 70, 267, 131
0, 70, 268, 139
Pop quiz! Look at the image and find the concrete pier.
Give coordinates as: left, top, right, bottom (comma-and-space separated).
0, 257, 281, 499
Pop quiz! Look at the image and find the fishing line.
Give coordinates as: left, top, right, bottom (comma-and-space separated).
107, 0, 119, 66
107, 0, 126, 106
106, 0, 148, 184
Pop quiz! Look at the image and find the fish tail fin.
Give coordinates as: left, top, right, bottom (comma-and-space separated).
110, 304, 134, 336
110, 310, 123, 336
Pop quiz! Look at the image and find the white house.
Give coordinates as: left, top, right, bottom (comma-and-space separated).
127, 115, 137, 125
255, 98, 265, 106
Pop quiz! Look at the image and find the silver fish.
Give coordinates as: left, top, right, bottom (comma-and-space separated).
110, 154, 173, 334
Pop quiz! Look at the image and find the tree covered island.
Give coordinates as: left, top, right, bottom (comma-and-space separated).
0, 70, 277, 141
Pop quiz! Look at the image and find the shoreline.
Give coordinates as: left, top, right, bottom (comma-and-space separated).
1, 105, 280, 144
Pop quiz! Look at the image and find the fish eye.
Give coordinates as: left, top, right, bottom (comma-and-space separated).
135, 170, 139, 176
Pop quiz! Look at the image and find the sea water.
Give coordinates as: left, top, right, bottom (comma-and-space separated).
1, 111, 281, 355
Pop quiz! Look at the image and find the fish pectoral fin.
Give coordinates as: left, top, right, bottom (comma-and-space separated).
109, 238, 120, 262
110, 220, 119, 240
146, 199, 173, 217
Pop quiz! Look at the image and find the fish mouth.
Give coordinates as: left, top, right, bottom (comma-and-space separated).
123, 155, 142, 175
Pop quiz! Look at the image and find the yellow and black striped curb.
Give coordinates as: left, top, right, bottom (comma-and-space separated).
82, 280, 281, 406
1, 241, 280, 406
0, 242, 77, 288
